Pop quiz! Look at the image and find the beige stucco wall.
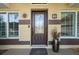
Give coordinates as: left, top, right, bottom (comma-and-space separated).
0, 3, 79, 42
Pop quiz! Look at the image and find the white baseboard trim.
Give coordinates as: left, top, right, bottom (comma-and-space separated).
0, 45, 79, 49
0, 45, 31, 50
60, 45, 79, 49
47, 45, 79, 49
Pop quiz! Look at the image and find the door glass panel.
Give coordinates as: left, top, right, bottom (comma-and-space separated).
35, 14, 44, 34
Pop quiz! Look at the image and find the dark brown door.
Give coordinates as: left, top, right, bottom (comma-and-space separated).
31, 11, 48, 45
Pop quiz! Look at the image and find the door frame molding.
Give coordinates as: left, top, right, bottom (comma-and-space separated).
31, 9, 48, 45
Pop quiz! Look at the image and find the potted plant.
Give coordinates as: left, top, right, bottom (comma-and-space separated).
51, 27, 60, 52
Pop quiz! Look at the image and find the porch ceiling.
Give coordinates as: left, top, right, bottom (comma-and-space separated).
68, 3, 79, 7
0, 3, 9, 8
0, 3, 79, 8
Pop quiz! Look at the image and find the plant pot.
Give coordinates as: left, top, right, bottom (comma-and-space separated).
52, 39, 60, 52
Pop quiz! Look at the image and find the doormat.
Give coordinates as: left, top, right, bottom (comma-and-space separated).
0, 50, 8, 55
30, 48, 48, 55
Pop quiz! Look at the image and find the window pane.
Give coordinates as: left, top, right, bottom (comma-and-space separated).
77, 12, 79, 37
8, 13, 19, 37
0, 13, 7, 38
61, 12, 75, 36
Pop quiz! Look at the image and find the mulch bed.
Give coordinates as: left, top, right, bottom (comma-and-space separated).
0, 50, 8, 55
70, 48, 79, 55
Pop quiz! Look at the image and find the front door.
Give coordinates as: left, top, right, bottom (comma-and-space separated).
31, 11, 48, 45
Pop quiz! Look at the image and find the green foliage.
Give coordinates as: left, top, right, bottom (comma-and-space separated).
52, 27, 60, 40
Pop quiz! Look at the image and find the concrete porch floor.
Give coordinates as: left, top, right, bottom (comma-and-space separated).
1, 48, 79, 55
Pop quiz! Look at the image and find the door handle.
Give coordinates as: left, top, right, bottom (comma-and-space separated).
32, 29, 34, 33
28, 25, 30, 28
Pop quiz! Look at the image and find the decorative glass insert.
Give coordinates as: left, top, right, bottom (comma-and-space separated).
8, 13, 19, 37
0, 13, 7, 38
35, 14, 44, 34
61, 12, 75, 36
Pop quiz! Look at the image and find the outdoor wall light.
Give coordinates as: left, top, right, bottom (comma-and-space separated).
52, 14, 57, 19
22, 13, 27, 18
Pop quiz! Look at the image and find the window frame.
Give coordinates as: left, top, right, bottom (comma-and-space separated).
60, 10, 79, 39
0, 12, 7, 38
8, 13, 19, 37
0, 11, 20, 39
